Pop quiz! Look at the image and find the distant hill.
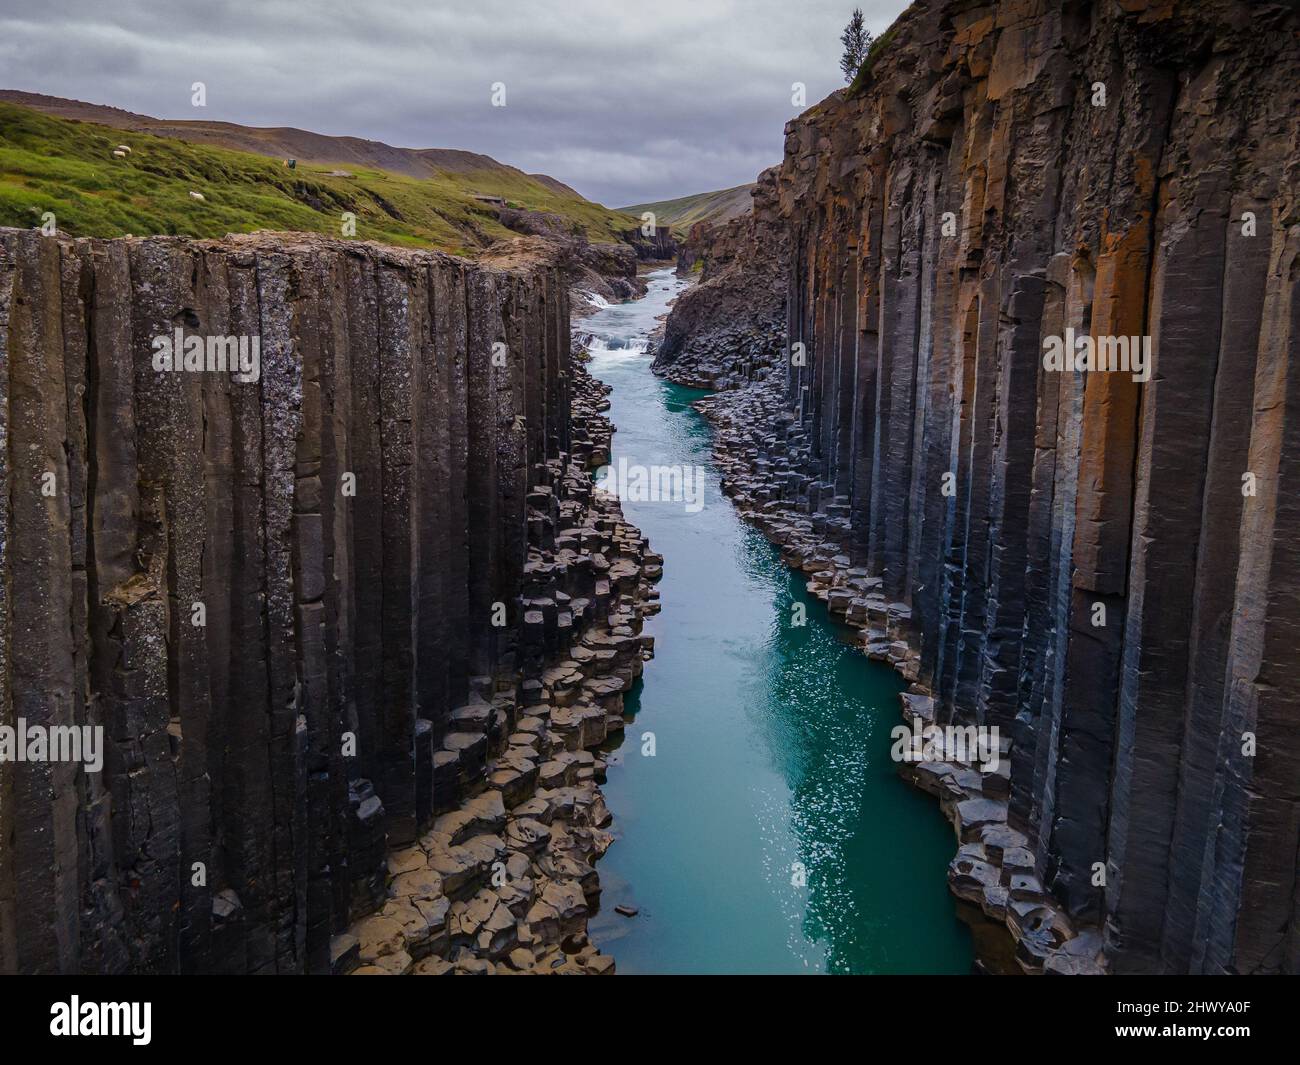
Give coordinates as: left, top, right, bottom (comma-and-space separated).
0, 91, 590, 196
0, 92, 635, 255
621, 183, 755, 236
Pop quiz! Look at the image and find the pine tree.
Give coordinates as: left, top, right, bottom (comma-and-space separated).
839, 9, 873, 84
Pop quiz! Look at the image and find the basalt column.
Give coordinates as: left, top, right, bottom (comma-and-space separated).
768, 0, 1300, 973
0, 230, 572, 974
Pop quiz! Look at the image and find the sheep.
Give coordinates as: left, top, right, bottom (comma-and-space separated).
116, 144, 132, 154
112, 150, 127, 158
189, 191, 206, 202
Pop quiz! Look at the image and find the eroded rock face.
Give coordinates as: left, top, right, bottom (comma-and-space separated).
619, 224, 679, 263
690, 0, 1300, 974
653, 168, 789, 390
495, 208, 647, 307
0, 228, 654, 974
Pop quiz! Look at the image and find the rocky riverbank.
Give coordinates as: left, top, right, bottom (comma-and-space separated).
654, 0, 1300, 975
694, 379, 1103, 975
492, 208, 679, 321
651, 168, 787, 391
338, 358, 662, 976
0, 227, 663, 975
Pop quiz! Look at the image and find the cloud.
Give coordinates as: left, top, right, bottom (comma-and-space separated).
0, 0, 909, 205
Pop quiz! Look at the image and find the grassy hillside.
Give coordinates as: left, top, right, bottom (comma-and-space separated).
0, 101, 636, 255
621, 183, 754, 236
0, 90, 595, 198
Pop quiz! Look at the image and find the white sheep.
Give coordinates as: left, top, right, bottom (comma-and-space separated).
189, 191, 206, 202
116, 144, 132, 154
112, 150, 127, 158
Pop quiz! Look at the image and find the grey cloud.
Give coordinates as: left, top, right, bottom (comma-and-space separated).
0, 0, 908, 205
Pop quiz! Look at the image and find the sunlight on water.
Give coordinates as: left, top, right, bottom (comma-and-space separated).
581, 270, 972, 975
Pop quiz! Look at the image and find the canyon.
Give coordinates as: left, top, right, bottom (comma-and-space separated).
1, 0, 1297, 979
659, 0, 1300, 974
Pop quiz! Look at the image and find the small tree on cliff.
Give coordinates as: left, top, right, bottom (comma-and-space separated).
839, 9, 873, 84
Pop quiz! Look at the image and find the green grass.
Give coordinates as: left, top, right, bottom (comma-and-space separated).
620, 183, 755, 237
0, 102, 637, 254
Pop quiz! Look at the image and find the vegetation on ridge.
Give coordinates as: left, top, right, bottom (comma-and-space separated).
0, 102, 637, 255
847, 9, 907, 96
840, 8, 873, 83
620, 183, 755, 236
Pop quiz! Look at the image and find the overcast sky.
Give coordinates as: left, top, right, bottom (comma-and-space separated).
0, 0, 908, 206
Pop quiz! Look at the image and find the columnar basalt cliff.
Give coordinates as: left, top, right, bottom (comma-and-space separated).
0, 228, 658, 974
680, 0, 1300, 973
652, 168, 789, 390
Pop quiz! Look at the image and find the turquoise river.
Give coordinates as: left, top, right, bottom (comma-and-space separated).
582, 269, 974, 975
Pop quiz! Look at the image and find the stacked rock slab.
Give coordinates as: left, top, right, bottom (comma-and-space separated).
685, 0, 1300, 974
652, 167, 789, 390
697, 380, 1093, 974
0, 228, 654, 974
340, 359, 661, 974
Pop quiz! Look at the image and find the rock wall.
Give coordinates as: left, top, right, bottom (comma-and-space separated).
653, 168, 788, 390
706, 0, 1299, 973
337, 359, 661, 976
494, 209, 648, 309
619, 224, 679, 263
0, 228, 621, 973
